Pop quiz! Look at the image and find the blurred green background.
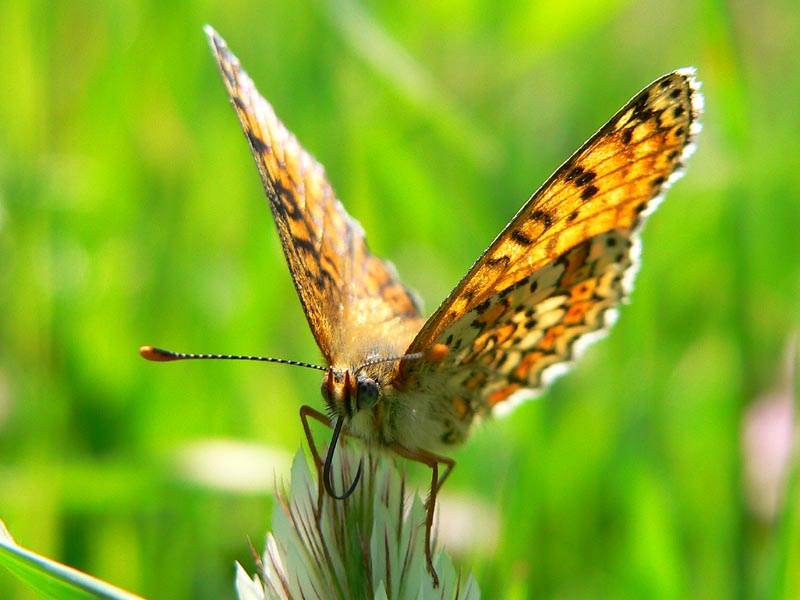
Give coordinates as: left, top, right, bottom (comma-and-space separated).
2, 0, 799, 598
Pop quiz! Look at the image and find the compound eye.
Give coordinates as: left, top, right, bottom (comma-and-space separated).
356, 377, 380, 410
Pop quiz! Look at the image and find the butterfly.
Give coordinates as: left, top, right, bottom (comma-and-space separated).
141, 26, 702, 586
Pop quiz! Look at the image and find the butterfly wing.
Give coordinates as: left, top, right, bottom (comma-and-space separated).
206, 28, 424, 364
400, 70, 702, 427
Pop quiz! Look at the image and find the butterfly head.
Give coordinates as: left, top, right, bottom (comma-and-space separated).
320, 344, 450, 433
320, 367, 382, 421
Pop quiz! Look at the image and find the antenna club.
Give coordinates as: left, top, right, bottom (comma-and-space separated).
424, 344, 449, 362
140, 346, 180, 362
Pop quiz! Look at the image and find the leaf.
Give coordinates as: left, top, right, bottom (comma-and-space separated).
0, 518, 145, 600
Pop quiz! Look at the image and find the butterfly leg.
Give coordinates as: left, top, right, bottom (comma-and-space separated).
299, 405, 332, 517
389, 443, 455, 588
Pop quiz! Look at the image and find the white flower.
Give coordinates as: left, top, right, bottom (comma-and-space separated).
237, 443, 480, 600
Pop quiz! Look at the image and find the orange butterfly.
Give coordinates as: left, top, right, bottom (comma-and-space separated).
142, 26, 702, 585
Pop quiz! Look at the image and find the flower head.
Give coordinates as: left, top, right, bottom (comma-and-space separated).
236, 443, 480, 600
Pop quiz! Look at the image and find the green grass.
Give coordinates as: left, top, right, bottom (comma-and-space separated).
1, 0, 799, 598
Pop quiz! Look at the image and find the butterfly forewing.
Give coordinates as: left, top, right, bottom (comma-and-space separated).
400, 70, 701, 423
206, 29, 424, 365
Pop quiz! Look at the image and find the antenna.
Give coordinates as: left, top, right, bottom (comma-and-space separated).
139, 345, 327, 372
140, 341, 447, 373
355, 343, 449, 374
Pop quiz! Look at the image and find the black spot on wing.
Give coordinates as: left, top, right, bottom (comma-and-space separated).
475, 299, 491, 314
565, 166, 585, 182
530, 210, 553, 229
621, 128, 633, 144
511, 230, 533, 246
247, 129, 270, 154
233, 95, 248, 112
581, 185, 599, 200
486, 255, 511, 269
